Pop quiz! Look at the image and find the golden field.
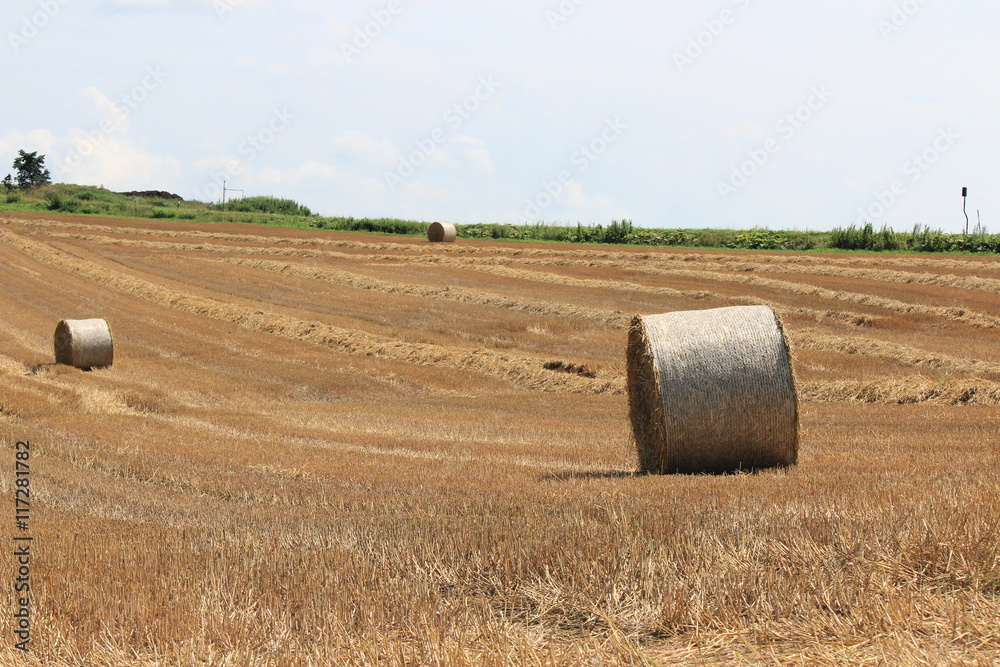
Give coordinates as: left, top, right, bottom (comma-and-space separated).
0, 212, 998, 665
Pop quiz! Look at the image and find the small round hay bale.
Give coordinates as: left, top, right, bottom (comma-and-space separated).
626, 305, 798, 474
427, 221, 457, 243
54, 319, 114, 370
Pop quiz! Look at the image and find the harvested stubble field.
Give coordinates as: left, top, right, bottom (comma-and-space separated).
0, 212, 998, 666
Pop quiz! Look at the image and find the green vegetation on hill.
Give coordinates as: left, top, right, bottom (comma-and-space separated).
223, 195, 312, 217
1, 183, 997, 254
828, 222, 1000, 253
1, 184, 201, 219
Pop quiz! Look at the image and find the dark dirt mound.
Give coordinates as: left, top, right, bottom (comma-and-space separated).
543, 360, 597, 378
117, 190, 184, 201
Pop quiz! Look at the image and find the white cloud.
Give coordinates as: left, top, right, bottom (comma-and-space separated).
395, 179, 452, 202
110, 0, 269, 8
366, 41, 439, 80
110, 0, 175, 5
359, 176, 387, 197
562, 181, 620, 216
257, 167, 283, 184
0, 130, 58, 166
332, 130, 396, 167
8, 85, 184, 191
288, 159, 338, 181
305, 47, 340, 67
316, 16, 439, 77
450, 135, 493, 172
79, 86, 130, 133
1, 122, 179, 192
249, 160, 339, 188
508, 180, 626, 225
718, 122, 769, 142
58, 128, 181, 190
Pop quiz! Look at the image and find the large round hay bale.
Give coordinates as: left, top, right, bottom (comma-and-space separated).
54, 319, 114, 370
626, 305, 798, 474
427, 221, 457, 243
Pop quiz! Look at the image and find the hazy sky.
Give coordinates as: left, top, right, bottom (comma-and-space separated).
3, 1, 997, 232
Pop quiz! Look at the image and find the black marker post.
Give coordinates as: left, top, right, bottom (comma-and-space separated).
962, 187, 969, 235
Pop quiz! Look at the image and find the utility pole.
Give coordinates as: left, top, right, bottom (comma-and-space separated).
222, 181, 244, 212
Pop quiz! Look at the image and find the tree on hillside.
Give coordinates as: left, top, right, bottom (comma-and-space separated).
2, 174, 12, 191
11, 150, 51, 187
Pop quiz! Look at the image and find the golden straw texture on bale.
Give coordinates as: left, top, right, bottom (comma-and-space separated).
627, 305, 798, 474
427, 222, 457, 243
54, 318, 114, 369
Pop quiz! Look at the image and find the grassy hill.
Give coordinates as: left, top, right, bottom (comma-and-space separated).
2, 183, 997, 253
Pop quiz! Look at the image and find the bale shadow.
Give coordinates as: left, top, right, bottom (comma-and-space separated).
540, 470, 639, 481
31, 362, 106, 374
541, 467, 779, 481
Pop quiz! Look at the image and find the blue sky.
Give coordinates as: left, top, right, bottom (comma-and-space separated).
2, 0, 998, 232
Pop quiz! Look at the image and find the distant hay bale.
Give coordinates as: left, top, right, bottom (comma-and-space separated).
427, 221, 457, 243
626, 305, 798, 474
54, 319, 114, 370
